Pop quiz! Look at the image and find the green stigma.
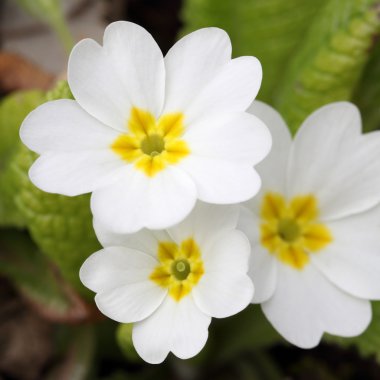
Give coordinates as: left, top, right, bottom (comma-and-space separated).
277, 218, 301, 242
141, 134, 165, 156
171, 259, 191, 281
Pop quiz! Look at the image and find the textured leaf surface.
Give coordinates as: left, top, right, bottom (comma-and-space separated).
10, 144, 100, 297
353, 40, 380, 132
181, 0, 326, 102
0, 90, 45, 227
0, 230, 92, 322
275, 0, 380, 133
6, 81, 100, 297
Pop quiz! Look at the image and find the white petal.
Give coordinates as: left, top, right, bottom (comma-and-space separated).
193, 273, 253, 319
80, 246, 157, 292
68, 39, 129, 130
91, 166, 197, 233
80, 247, 166, 323
180, 157, 261, 204
163, 28, 231, 113
288, 102, 361, 195
132, 296, 211, 364
262, 264, 371, 348
237, 205, 278, 303
311, 207, 380, 299
249, 245, 277, 303
184, 112, 271, 165
29, 151, 125, 196
93, 220, 170, 257
167, 201, 240, 247
287, 102, 380, 218
184, 57, 262, 125
193, 230, 254, 318
237, 205, 260, 245
68, 21, 165, 130
96, 283, 166, 324
102, 21, 165, 118
247, 100, 291, 195
318, 131, 380, 219
201, 230, 251, 273
20, 100, 119, 154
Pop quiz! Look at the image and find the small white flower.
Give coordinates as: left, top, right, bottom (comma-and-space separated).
80, 202, 253, 364
239, 101, 380, 348
20, 21, 271, 233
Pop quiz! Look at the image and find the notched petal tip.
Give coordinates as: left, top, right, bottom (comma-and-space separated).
179, 26, 232, 52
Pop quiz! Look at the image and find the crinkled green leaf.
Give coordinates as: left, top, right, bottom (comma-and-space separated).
0, 230, 91, 322
181, 0, 326, 102
0, 90, 45, 227
0, 90, 43, 166
275, 0, 380, 133
10, 145, 100, 297
325, 301, 380, 362
353, 40, 380, 132
6, 81, 100, 297
46, 79, 74, 101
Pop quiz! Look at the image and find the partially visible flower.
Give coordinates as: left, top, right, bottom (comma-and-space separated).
239, 101, 380, 348
20, 21, 270, 234
80, 202, 253, 364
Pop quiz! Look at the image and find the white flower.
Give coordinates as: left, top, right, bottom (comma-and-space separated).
80, 202, 253, 364
238, 101, 380, 348
20, 21, 271, 234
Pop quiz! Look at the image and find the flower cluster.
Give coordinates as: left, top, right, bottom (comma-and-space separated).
20, 21, 380, 364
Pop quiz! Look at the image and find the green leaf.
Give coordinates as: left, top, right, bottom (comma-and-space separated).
325, 301, 380, 362
10, 146, 100, 297
0, 229, 92, 322
353, 40, 380, 132
180, 0, 327, 102
0, 90, 45, 227
274, 0, 380, 133
5, 81, 100, 297
46, 79, 74, 101
0, 90, 44, 166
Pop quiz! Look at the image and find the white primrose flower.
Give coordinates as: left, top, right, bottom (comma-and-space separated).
20, 21, 271, 234
238, 101, 380, 348
80, 202, 253, 364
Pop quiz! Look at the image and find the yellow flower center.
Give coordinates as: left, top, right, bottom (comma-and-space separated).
149, 238, 204, 301
111, 107, 190, 177
260, 192, 333, 270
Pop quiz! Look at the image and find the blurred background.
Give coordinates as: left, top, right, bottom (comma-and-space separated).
1, 0, 380, 379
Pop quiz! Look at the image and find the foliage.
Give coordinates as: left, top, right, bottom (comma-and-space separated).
1, 0, 380, 377
182, 0, 380, 133
0, 83, 100, 297
0, 90, 45, 227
